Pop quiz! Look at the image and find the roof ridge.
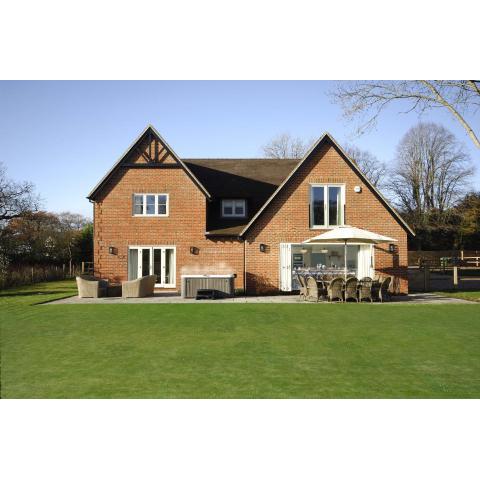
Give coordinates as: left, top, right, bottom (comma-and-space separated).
184, 157, 299, 161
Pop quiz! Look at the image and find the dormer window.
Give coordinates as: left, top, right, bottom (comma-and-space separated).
222, 199, 246, 218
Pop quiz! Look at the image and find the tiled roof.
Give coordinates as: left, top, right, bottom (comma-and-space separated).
184, 158, 300, 235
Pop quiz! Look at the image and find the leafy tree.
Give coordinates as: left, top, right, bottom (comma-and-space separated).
2, 211, 62, 264
72, 223, 93, 264
1, 211, 92, 268
455, 192, 480, 249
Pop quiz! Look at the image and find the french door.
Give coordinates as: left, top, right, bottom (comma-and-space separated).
128, 246, 176, 287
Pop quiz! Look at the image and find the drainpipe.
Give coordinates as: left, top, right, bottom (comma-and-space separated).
243, 237, 247, 295
89, 199, 95, 275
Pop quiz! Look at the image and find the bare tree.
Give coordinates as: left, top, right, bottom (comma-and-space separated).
386, 122, 474, 228
343, 144, 387, 187
0, 162, 41, 221
262, 133, 310, 159
331, 81, 480, 148
57, 212, 90, 274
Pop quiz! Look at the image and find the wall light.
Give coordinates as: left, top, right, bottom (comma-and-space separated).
389, 244, 396, 253
190, 246, 199, 255
108, 246, 117, 255
259, 243, 267, 253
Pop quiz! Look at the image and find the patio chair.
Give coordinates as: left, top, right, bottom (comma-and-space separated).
358, 277, 373, 303
76, 276, 108, 298
296, 274, 308, 301
373, 276, 392, 302
122, 275, 156, 298
306, 276, 321, 302
344, 277, 358, 302
327, 277, 344, 302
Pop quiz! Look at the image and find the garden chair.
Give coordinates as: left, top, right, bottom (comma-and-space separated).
327, 277, 344, 302
296, 274, 308, 301
373, 276, 391, 302
306, 276, 321, 302
344, 277, 358, 302
358, 277, 373, 303
76, 276, 108, 298
122, 275, 156, 298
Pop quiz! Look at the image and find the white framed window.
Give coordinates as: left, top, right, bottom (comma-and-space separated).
310, 184, 345, 228
222, 199, 246, 218
133, 194, 169, 217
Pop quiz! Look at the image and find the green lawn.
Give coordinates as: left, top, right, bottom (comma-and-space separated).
1, 280, 480, 398
434, 290, 480, 302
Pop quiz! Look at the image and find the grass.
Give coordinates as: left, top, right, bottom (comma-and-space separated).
1, 280, 480, 398
434, 290, 480, 302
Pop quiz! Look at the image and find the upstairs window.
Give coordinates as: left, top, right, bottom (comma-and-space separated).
222, 199, 246, 218
310, 185, 344, 228
133, 194, 169, 216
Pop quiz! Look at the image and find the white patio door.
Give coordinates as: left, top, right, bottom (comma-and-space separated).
279, 243, 292, 291
357, 244, 373, 279
128, 246, 176, 287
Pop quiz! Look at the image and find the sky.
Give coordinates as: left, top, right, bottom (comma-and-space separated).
0, 80, 478, 218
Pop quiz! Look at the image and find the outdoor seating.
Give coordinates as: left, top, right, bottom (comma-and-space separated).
317, 279, 328, 298
373, 276, 392, 302
327, 277, 344, 302
76, 275, 108, 298
344, 277, 358, 302
296, 274, 308, 301
294, 270, 394, 304
122, 275, 156, 298
306, 276, 321, 302
358, 277, 373, 302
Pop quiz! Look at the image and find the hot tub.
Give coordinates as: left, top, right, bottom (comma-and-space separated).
181, 274, 235, 299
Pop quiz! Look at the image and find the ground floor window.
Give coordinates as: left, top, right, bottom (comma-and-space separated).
292, 244, 361, 275
280, 242, 373, 291
128, 246, 175, 287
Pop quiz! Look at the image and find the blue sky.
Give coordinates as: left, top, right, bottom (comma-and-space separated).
1, 81, 478, 218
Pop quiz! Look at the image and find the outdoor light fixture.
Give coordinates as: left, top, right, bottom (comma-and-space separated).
354, 185, 362, 193
190, 246, 199, 255
259, 243, 267, 253
389, 244, 395, 253
108, 246, 116, 255
300, 248, 308, 254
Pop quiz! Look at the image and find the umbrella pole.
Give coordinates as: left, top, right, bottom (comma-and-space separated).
344, 240, 347, 280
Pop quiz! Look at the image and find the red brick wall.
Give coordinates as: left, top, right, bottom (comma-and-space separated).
93, 140, 409, 295
244, 143, 409, 294
93, 165, 244, 292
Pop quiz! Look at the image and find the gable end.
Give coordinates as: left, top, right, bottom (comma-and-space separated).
87, 125, 211, 201
239, 133, 414, 237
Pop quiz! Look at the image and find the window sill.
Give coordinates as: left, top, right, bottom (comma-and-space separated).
133, 214, 169, 218
310, 225, 344, 230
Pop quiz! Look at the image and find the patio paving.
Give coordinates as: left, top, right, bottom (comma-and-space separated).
46, 292, 476, 305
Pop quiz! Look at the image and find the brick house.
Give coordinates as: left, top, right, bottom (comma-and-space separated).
88, 125, 413, 295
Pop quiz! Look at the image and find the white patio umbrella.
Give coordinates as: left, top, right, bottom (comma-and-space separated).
303, 226, 397, 279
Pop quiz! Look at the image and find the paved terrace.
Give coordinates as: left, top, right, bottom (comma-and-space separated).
47, 292, 475, 305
